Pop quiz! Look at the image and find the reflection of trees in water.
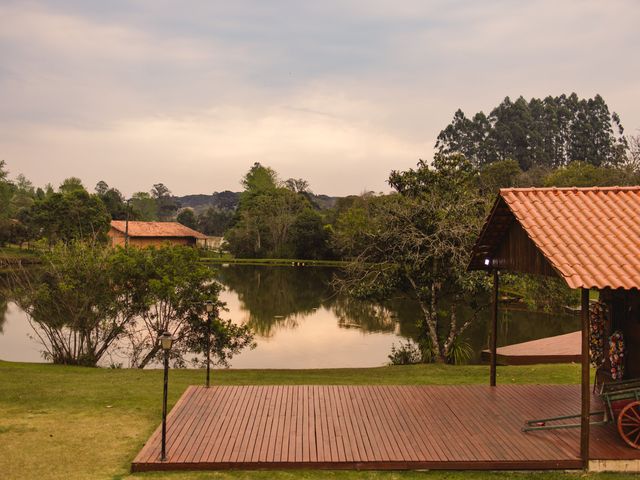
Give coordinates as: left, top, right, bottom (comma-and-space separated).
0, 273, 12, 333
218, 266, 420, 339
461, 304, 581, 363
218, 266, 333, 337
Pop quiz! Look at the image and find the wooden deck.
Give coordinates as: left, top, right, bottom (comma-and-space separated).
481, 331, 581, 365
132, 384, 640, 472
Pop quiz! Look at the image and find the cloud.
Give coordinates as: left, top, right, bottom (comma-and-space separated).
1, 0, 639, 196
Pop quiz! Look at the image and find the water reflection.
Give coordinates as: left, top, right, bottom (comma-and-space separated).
0, 265, 580, 368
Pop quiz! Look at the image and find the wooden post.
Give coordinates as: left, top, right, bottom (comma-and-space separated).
580, 288, 590, 468
490, 269, 499, 387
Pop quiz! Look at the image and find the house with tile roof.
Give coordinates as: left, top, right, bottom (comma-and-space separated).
468, 186, 640, 466
108, 220, 207, 248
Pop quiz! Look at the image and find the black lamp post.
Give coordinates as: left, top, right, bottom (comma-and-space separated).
160, 331, 174, 462
205, 300, 214, 388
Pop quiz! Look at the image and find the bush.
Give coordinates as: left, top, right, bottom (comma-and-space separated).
388, 341, 422, 365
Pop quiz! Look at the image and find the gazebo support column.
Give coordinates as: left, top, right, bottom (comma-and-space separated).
580, 288, 590, 468
490, 269, 499, 387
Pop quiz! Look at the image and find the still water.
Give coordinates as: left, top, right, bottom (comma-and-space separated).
0, 265, 579, 368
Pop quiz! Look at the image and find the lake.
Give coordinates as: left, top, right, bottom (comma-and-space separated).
0, 265, 579, 368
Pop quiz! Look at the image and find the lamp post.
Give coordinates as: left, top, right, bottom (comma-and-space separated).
205, 300, 214, 388
160, 331, 174, 462
124, 198, 132, 248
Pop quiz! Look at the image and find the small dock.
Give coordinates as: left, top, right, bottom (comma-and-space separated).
481, 331, 581, 365
132, 384, 638, 472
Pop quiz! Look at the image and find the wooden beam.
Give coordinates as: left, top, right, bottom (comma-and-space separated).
490, 269, 499, 387
580, 288, 590, 468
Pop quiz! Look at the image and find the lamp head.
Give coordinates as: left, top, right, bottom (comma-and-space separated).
160, 331, 174, 351
205, 300, 214, 313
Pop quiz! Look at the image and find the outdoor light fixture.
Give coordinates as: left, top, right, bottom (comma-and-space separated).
160, 331, 174, 462
160, 331, 174, 351
204, 301, 214, 388
484, 258, 491, 266
205, 300, 214, 313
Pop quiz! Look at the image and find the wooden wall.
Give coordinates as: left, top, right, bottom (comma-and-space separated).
108, 229, 196, 248
490, 221, 558, 277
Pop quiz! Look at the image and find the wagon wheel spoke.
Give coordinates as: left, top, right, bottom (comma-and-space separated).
618, 401, 640, 449
628, 407, 640, 422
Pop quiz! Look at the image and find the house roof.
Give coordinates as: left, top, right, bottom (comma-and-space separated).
110, 221, 207, 239
468, 186, 640, 290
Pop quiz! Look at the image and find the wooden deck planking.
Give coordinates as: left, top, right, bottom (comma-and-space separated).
132, 384, 640, 471
481, 331, 581, 365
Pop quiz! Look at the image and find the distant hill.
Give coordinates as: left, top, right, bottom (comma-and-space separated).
175, 191, 340, 213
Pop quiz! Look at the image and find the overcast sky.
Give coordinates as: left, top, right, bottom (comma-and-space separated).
1, 1, 639, 197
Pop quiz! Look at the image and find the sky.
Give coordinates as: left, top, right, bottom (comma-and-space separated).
1, 1, 639, 197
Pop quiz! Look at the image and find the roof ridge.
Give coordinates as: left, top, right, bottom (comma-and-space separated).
500, 186, 640, 193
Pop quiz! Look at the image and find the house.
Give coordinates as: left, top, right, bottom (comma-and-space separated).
196, 236, 225, 250
468, 186, 640, 465
108, 220, 207, 248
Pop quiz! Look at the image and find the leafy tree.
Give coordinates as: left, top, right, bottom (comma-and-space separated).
59, 177, 86, 194
8, 243, 143, 366
130, 191, 158, 221
0, 161, 15, 220
151, 183, 179, 221
289, 208, 331, 259
123, 246, 254, 368
197, 207, 234, 236
94, 181, 127, 220
241, 162, 278, 192
436, 94, 627, 170
226, 164, 311, 258
543, 161, 638, 187
29, 189, 111, 244
478, 159, 523, 194
94, 180, 110, 196
284, 178, 310, 193
177, 208, 198, 230
336, 155, 489, 363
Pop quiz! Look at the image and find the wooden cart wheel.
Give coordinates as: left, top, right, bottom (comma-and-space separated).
617, 400, 640, 449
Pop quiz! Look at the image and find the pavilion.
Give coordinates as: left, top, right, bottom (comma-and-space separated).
468, 186, 640, 467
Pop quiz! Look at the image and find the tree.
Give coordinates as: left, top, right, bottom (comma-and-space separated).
8, 243, 143, 366
0, 161, 15, 220
336, 155, 489, 363
29, 189, 111, 244
543, 161, 637, 187
177, 208, 198, 230
59, 177, 86, 194
94, 180, 110, 196
226, 164, 311, 258
436, 94, 627, 170
151, 183, 179, 221
130, 191, 157, 221
123, 246, 254, 368
284, 178, 310, 193
478, 159, 523, 194
197, 207, 234, 236
289, 208, 330, 259
241, 163, 278, 192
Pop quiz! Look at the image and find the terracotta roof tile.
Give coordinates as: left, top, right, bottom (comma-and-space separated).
469, 186, 640, 290
110, 221, 206, 239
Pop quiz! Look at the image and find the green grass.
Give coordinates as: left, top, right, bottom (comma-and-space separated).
0, 361, 633, 480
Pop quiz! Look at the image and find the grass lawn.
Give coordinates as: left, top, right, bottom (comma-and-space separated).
0, 361, 634, 480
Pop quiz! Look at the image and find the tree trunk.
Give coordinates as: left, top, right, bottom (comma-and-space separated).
138, 345, 160, 369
